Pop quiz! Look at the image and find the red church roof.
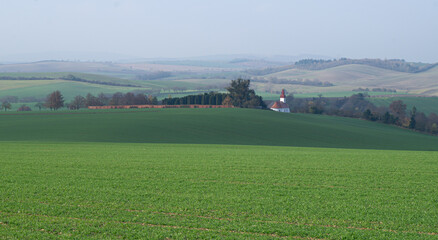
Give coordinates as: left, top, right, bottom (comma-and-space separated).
271, 101, 289, 109
280, 89, 285, 98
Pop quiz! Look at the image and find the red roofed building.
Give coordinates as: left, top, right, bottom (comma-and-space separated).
270, 89, 290, 113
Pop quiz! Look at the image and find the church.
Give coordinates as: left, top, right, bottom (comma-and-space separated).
270, 89, 290, 113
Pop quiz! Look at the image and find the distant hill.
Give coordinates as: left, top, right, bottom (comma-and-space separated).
294, 58, 438, 73
1, 59, 438, 98
260, 64, 438, 96
0, 60, 237, 73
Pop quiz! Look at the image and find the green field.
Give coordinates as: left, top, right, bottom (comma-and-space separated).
1, 142, 438, 239
1, 108, 437, 150
1, 108, 438, 239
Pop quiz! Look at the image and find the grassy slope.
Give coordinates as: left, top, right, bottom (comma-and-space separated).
387, 65, 438, 94
0, 108, 437, 151
1, 142, 437, 239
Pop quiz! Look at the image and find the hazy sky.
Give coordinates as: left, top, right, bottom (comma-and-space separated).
1, 0, 437, 62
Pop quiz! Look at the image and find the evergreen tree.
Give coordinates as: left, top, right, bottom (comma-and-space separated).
225, 78, 265, 108
409, 106, 417, 129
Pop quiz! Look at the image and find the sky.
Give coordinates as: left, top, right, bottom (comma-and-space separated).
1, 0, 437, 62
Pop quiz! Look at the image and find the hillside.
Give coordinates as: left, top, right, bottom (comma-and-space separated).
294, 58, 437, 73
1, 108, 437, 150
262, 64, 438, 95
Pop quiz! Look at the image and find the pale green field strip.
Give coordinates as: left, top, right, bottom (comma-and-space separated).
0, 81, 144, 101
0, 80, 66, 91
1, 143, 437, 239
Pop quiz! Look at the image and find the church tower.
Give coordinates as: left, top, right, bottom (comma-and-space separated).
280, 89, 286, 103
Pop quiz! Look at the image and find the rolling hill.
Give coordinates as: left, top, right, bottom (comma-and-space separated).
1, 108, 437, 151
1, 60, 438, 104
262, 64, 438, 95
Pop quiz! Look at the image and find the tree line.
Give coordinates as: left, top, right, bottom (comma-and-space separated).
0, 91, 159, 111
1, 79, 265, 111
286, 93, 438, 134
162, 78, 266, 108
251, 77, 334, 87
162, 92, 229, 105
67, 92, 158, 110
352, 87, 397, 93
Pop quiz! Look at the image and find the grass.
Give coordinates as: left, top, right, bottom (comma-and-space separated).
1, 142, 438, 239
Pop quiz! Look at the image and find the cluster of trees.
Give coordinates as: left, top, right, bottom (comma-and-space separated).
0, 100, 44, 112
226, 79, 266, 108
67, 92, 158, 110
162, 92, 229, 105
295, 58, 437, 73
62, 74, 139, 87
1, 91, 160, 111
353, 87, 397, 93
286, 93, 438, 134
252, 77, 333, 87
17, 105, 32, 111
162, 79, 266, 109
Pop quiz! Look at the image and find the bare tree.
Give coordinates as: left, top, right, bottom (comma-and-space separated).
45, 90, 64, 110
70, 95, 86, 110
1, 101, 11, 111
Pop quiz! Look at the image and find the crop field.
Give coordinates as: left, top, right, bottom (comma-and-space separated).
1, 142, 438, 239
1, 108, 438, 239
